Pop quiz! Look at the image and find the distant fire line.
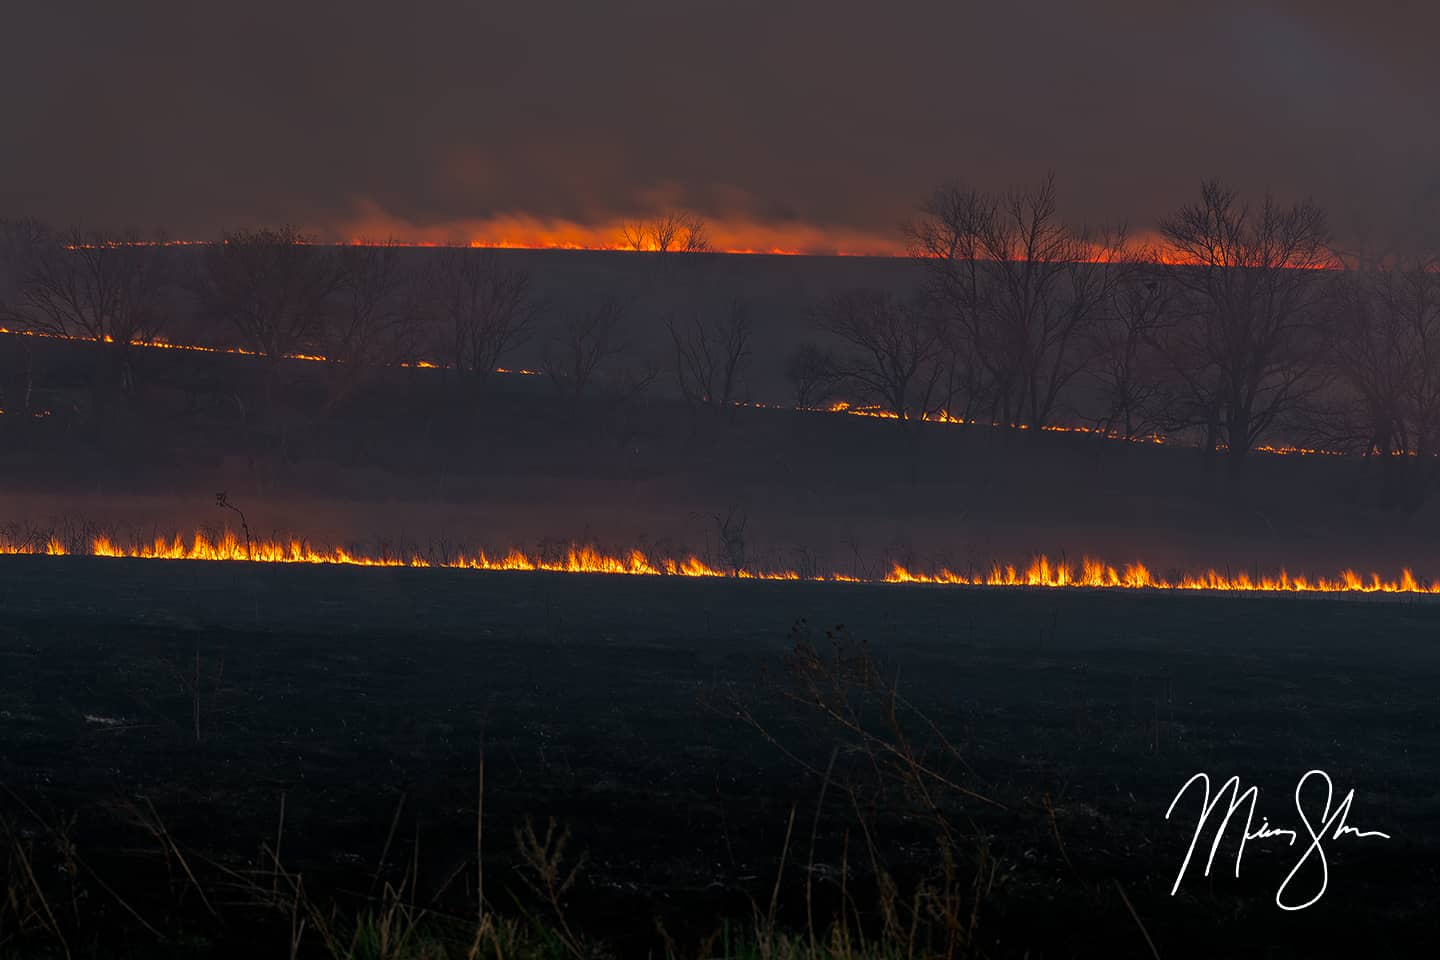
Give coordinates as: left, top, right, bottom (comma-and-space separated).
0, 529, 1435, 596
0, 325, 541, 375
54, 237, 1344, 270
0, 325, 1370, 457
58, 238, 883, 258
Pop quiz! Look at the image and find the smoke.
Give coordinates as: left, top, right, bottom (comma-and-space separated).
0, 0, 1434, 251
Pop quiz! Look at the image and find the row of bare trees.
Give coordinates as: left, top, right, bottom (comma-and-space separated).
0, 221, 727, 411
0, 224, 545, 410
620, 212, 710, 254
795, 176, 1141, 433
0, 224, 173, 400
201, 229, 541, 406
0, 217, 734, 426
5, 188, 1440, 503
786, 176, 1440, 504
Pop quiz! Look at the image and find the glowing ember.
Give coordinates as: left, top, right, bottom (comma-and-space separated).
0, 529, 1434, 596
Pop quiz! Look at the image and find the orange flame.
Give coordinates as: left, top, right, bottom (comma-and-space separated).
1, 529, 1435, 596
329, 205, 906, 257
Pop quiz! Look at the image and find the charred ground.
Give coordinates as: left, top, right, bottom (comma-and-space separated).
0, 558, 1436, 958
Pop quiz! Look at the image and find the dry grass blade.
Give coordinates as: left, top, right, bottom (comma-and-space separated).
9, 834, 70, 960
370, 790, 407, 899
514, 816, 588, 959
1, 784, 163, 943
135, 797, 219, 918
1114, 879, 1161, 960
806, 748, 838, 956
760, 801, 797, 948
273, 791, 286, 898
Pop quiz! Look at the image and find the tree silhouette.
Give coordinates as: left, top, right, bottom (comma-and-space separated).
783, 342, 842, 409
13, 225, 170, 396
620, 212, 710, 253
543, 296, 627, 399
668, 299, 752, 408
202, 226, 336, 364
1084, 256, 1170, 441
322, 239, 413, 408
1319, 255, 1440, 508
1155, 180, 1333, 465
813, 288, 947, 421
431, 247, 537, 381
908, 173, 1125, 429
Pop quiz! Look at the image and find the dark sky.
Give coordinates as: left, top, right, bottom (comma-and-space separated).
3, 0, 1436, 252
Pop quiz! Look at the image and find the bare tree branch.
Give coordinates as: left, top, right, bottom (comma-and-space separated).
907, 173, 1124, 429
668, 299, 752, 407
1314, 254, 1440, 508
1154, 180, 1334, 464
783, 342, 843, 409
10, 224, 172, 396
814, 289, 947, 422
201, 226, 336, 364
430, 247, 538, 379
619, 212, 710, 253
543, 296, 627, 399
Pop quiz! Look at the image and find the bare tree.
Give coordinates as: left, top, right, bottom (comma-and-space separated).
330, 240, 410, 364
320, 239, 414, 407
783, 342, 842, 409
1155, 180, 1334, 465
668, 299, 752, 407
543, 296, 627, 399
908, 173, 1125, 429
620, 212, 710, 253
202, 226, 336, 364
10, 225, 170, 395
932, 316, 986, 424
1317, 256, 1440, 508
814, 289, 948, 421
1083, 256, 1171, 440
431, 247, 538, 380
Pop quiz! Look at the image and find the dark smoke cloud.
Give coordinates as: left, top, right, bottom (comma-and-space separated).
1, 0, 1435, 249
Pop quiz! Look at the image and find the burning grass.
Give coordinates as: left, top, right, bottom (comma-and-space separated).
1, 523, 1436, 596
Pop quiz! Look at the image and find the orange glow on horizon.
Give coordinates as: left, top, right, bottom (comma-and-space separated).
55, 223, 1343, 270
330, 205, 907, 257
1, 529, 1434, 597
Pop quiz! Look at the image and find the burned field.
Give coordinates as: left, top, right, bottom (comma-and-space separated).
4, 247, 1440, 957
1, 556, 1436, 958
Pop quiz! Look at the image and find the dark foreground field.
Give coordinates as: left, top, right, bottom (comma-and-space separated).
1, 557, 1437, 958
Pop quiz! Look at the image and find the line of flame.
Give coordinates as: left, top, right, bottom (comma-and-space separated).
1, 530, 1435, 595
0, 325, 542, 375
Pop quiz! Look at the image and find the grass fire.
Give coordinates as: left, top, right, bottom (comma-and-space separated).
2, 526, 1437, 596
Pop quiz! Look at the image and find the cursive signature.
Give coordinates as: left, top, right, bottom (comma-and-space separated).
1165, 769, 1390, 910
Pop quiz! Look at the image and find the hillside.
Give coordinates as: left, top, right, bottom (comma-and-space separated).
2, 318, 1435, 582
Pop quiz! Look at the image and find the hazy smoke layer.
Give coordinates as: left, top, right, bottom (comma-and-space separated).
1, 1, 1435, 252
